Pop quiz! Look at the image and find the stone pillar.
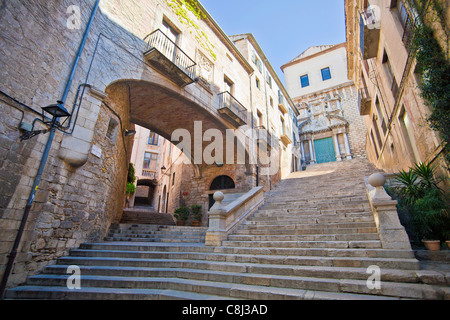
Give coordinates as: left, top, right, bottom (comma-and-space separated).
308, 139, 316, 164
205, 192, 227, 246
300, 141, 306, 162
343, 132, 352, 160
367, 173, 413, 250
333, 134, 342, 161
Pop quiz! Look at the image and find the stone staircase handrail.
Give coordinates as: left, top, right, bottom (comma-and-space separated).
365, 173, 413, 250
205, 186, 265, 246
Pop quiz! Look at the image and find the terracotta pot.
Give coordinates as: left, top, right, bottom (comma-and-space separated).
422, 240, 441, 251
192, 220, 201, 227
446, 241, 450, 248
176, 220, 185, 226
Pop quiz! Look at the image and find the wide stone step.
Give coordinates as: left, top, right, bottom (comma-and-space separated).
107, 230, 207, 237
66, 249, 419, 270
79, 243, 415, 259
227, 233, 380, 242
243, 216, 375, 225
103, 236, 204, 243
247, 213, 374, 221
19, 272, 444, 299
41, 264, 423, 285
241, 221, 377, 230
233, 227, 378, 236
222, 240, 382, 249
5, 285, 235, 300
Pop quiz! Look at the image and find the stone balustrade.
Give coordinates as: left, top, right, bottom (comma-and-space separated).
365, 172, 413, 250
205, 186, 264, 246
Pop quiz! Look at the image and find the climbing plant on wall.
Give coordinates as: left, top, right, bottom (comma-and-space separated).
165, 0, 217, 61
410, 0, 450, 165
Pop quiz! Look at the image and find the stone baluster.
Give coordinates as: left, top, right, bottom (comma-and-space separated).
367, 173, 413, 250
205, 191, 227, 246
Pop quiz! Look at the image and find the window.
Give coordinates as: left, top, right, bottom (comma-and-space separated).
399, 106, 421, 162
143, 152, 158, 171
251, 51, 262, 73
224, 76, 234, 95
256, 77, 260, 89
375, 97, 387, 135
382, 51, 398, 99
321, 67, 332, 81
300, 74, 309, 88
210, 175, 235, 190
396, 0, 409, 28
257, 109, 263, 127
161, 20, 179, 44
269, 96, 274, 108
266, 71, 272, 88
278, 90, 285, 106
172, 173, 176, 186
148, 131, 159, 145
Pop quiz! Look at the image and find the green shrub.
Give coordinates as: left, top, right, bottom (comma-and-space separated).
191, 204, 202, 221
174, 206, 190, 221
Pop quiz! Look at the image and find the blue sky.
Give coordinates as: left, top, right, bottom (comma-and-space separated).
201, 0, 346, 85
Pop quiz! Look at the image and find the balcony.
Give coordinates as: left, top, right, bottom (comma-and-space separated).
144, 29, 196, 87
360, 7, 381, 59
280, 127, 292, 146
142, 169, 158, 180
217, 91, 248, 127
256, 126, 272, 150
358, 86, 372, 115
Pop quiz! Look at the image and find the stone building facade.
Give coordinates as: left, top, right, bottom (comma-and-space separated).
281, 43, 367, 166
230, 33, 301, 187
345, 0, 449, 176
0, 0, 298, 289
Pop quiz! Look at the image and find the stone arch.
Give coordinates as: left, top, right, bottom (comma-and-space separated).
209, 175, 236, 191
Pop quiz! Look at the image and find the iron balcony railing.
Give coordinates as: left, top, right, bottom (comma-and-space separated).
142, 169, 157, 179
360, 6, 380, 28
218, 91, 248, 125
144, 29, 196, 80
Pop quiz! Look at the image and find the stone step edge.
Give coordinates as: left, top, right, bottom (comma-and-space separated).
68, 249, 417, 265
42, 263, 430, 284
56, 255, 420, 272
22, 274, 443, 299
5, 285, 236, 300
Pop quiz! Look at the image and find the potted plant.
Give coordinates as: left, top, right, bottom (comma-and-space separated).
174, 206, 190, 226
191, 204, 202, 227
125, 163, 137, 208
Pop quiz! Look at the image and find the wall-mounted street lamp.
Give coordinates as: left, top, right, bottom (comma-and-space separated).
20, 101, 71, 141
124, 129, 136, 137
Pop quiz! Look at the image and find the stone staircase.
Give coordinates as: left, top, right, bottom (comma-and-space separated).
105, 225, 207, 243
6, 159, 450, 300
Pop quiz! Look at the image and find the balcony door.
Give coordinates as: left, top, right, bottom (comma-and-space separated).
161, 20, 179, 63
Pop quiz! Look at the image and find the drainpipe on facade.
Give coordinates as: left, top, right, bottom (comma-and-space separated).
0, 0, 100, 299
248, 71, 258, 187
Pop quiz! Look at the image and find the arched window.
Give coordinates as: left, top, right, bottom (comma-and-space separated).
210, 175, 235, 190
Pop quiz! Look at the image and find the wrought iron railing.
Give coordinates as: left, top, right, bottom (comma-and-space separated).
142, 169, 157, 179
360, 6, 380, 28
144, 29, 196, 80
218, 91, 248, 124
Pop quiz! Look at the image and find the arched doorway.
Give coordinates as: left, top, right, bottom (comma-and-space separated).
208, 175, 235, 209
135, 179, 157, 208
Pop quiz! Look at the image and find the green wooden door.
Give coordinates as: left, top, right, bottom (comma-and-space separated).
314, 137, 336, 164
